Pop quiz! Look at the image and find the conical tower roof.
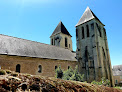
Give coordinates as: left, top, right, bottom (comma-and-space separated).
76, 7, 104, 26
51, 21, 72, 37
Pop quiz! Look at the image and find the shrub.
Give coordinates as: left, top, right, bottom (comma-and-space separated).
69, 66, 84, 82
55, 66, 63, 79
0, 69, 6, 75
91, 77, 110, 86
62, 67, 74, 80
56, 65, 84, 82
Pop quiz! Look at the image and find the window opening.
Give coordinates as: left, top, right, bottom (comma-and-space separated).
65, 37, 68, 47
16, 64, 21, 73
82, 27, 85, 39
86, 25, 89, 37
52, 39, 53, 45
38, 65, 42, 73
55, 66, 57, 70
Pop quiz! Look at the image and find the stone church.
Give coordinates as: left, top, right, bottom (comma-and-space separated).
0, 7, 114, 86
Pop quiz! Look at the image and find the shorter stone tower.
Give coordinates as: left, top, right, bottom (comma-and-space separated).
50, 21, 73, 51
75, 7, 114, 86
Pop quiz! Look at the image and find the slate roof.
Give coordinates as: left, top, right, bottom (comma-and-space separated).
112, 65, 122, 76
50, 21, 72, 37
0, 34, 77, 61
76, 7, 104, 27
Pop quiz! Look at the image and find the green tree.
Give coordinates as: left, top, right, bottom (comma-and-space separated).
55, 66, 63, 79
69, 66, 84, 82
62, 67, 74, 80
56, 65, 84, 82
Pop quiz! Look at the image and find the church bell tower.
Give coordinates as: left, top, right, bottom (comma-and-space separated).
76, 7, 114, 86
50, 21, 73, 51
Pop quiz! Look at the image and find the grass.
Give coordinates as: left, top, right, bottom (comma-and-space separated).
114, 86, 122, 90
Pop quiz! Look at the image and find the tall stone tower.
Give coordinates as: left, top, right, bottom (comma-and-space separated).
75, 7, 114, 86
50, 21, 73, 51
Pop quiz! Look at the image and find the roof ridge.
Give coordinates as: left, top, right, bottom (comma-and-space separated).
113, 65, 122, 67
0, 34, 72, 51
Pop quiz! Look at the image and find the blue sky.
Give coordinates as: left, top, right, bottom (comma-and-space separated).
0, 0, 121, 66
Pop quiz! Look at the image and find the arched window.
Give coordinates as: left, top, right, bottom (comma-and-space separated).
82, 27, 84, 39
65, 37, 68, 47
38, 65, 42, 73
16, 64, 21, 73
86, 25, 89, 37
52, 39, 53, 45
55, 66, 57, 70
68, 66, 70, 69
85, 46, 88, 59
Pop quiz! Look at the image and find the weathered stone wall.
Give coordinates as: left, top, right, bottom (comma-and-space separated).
76, 19, 114, 86
0, 55, 77, 77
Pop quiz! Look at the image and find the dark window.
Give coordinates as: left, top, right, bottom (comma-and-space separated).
65, 37, 68, 47
91, 23, 94, 30
86, 25, 89, 37
76, 29, 78, 39
55, 66, 57, 70
38, 65, 42, 73
85, 46, 88, 59
68, 66, 70, 69
82, 27, 84, 39
51, 39, 53, 45
16, 64, 21, 73
78, 49, 80, 51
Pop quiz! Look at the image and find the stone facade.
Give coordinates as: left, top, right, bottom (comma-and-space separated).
76, 7, 114, 86
0, 55, 77, 77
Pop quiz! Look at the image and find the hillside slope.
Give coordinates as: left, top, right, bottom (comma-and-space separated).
0, 69, 121, 92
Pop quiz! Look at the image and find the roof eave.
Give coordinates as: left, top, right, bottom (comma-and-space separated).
75, 18, 94, 27
75, 18, 105, 27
